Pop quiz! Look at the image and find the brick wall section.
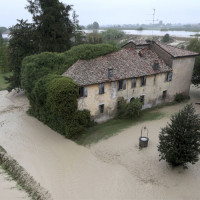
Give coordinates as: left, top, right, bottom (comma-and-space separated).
151, 43, 173, 67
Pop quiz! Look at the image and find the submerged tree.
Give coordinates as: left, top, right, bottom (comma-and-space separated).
158, 104, 200, 168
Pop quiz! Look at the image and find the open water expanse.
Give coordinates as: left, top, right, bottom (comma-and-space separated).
3, 30, 199, 39
85, 29, 200, 38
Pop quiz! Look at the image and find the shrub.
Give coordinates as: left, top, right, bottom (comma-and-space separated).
21, 43, 118, 98
117, 97, 128, 118
174, 93, 189, 102
74, 110, 91, 127
162, 34, 170, 43
21, 43, 119, 139
126, 98, 142, 118
65, 122, 85, 139
64, 43, 118, 62
21, 52, 66, 97
117, 97, 142, 119
101, 29, 125, 41
46, 76, 78, 120
86, 32, 103, 44
158, 104, 200, 167
30, 74, 61, 107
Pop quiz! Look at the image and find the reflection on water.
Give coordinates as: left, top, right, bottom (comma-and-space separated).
85, 29, 200, 38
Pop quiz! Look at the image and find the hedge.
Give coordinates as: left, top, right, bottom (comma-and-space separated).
21, 43, 118, 98
21, 43, 118, 138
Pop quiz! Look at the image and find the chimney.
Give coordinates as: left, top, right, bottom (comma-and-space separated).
138, 51, 143, 57
108, 67, 113, 79
153, 59, 159, 70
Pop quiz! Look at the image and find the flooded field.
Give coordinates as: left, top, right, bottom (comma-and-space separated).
0, 86, 200, 200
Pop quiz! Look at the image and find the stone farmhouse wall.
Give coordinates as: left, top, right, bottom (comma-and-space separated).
78, 56, 195, 123
169, 57, 195, 96
78, 73, 171, 123
151, 43, 173, 67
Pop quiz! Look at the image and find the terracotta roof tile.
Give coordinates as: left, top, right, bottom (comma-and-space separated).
63, 48, 171, 86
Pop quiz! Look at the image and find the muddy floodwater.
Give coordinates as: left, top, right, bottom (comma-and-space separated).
1, 86, 200, 200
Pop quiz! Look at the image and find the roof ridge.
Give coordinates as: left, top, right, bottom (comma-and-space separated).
154, 41, 199, 58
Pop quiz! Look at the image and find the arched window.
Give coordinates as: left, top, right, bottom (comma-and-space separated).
130, 97, 135, 102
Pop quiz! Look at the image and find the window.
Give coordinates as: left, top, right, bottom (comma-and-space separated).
108, 68, 113, 78
162, 90, 167, 99
99, 83, 104, 94
131, 78, 137, 88
168, 72, 173, 81
79, 86, 87, 97
153, 60, 159, 70
130, 97, 135, 102
140, 95, 145, 105
141, 76, 146, 86
118, 80, 126, 90
99, 104, 104, 113
165, 72, 173, 82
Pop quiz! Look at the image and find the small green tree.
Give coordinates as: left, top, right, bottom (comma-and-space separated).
162, 34, 170, 43
158, 104, 200, 167
86, 32, 103, 44
126, 98, 142, 119
117, 97, 142, 119
101, 29, 125, 41
117, 97, 128, 118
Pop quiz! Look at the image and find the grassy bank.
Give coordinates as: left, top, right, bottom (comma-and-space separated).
76, 109, 165, 146
75, 100, 188, 146
0, 72, 11, 91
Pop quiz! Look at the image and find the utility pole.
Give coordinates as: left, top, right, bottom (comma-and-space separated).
152, 8, 156, 26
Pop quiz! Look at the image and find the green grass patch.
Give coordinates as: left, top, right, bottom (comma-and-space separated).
75, 109, 165, 146
0, 72, 12, 91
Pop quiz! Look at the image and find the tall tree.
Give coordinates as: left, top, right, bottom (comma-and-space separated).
92, 21, 99, 30
26, 0, 73, 52
71, 11, 84, 45
87, 21, 99, 30
7, 0, 75, 91
6, 20, 37, 91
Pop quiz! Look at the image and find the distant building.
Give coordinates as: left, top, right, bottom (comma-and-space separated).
63, 40, 199, 123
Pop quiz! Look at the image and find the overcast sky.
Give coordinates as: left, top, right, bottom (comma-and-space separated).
0, 0, 200, 28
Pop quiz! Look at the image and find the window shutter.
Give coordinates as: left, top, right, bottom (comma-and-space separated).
169, 72, 173, 81
144, 76, 146, 85
84, 87, 87, 97
165, 72, 168, 81
123, 80, 126, 89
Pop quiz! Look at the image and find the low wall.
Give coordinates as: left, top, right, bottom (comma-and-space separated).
0, 146, 52, 200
